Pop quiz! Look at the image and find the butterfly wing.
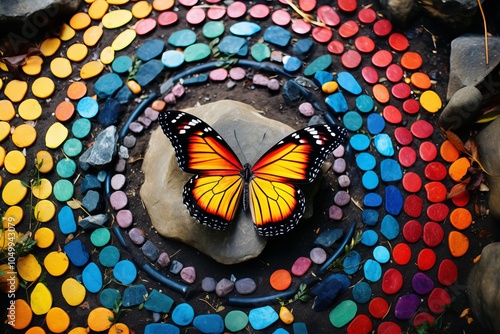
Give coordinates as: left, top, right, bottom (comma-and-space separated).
250, 124, 347, 236
158, 110, 245, 230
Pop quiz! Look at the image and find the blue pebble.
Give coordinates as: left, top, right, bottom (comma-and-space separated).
293, 323, 308, 334
230, 21, 261, 36
77, 97, 99, 118
72, 118, 92, 139
58, 205, 76, 234
356, 152, 376, 171
162, 50, 185, 69
81, 173, 101, 194
367, 113, 386, 134
123, 284, 148, 307
343, 111, 363, 131
111, 55, 133, 74
263, 25, 291, 47
218, 35, 248, 56
135, 59, 164, 86
293, 38, 313, 55
381, 214, 400, 240
373, 245, 391, 263
337, 72, 362, 95
64, 239, 89, 266
363, 192, 383, 207
385, 185, 403, 215
183, 73, 209, 85
374, 133, 394, 156
94, 73, 123, 99
362, 209, 379, 226
249, 306, 279, 330
113, 260, 137, 285
283, 56, 302, 72
343, 250, 361, 275
273, 329, 290, 334
310, 276, 344, 311
363, 259, 382, 282
362, 170, 379, 190
99, 246, 120, 267
136, 39, 165, 62
380, 158, 403, 182
356, 94, 374, 112
361, 230, 378, 246
325, 92, 348, 113
98, 97, 122, 127
314, 228, 343, 247
145, 289, 174, 313
314, 70, 333, 86
82, 262, 103, 293
167, 29, 197, 47
100, 288, 121, 309
114, 85, 134, 104
193, 314, 224, 334
352, 281, 372, 304
349, 133, 371, 151
145, 324, 180, 334
97, 170, 108, 182
329, 273, 350, 291
172, 303, 195, 326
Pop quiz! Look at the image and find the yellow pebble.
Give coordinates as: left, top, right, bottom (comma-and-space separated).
4, 79, 28, 102
81, 60, 105, 79
44, 251, 69, 276
32, 178, 53, 199
36, 150, 54, 173
45, 122, 69, 149
107, 0, 129, 4
69, 12, 92, 30
22, 55, 44, 75
322, 81, 338, 94
0, 121, 11, 142
30, 282, 53, 315
50, 58, 73, 79
100, 46, 115, 65
127, 80, 142, 94
3, 206, 23, 228
0, 77, 3, 89
17, 254, 42, 282
61, 278, 86, 306
59, 23, 76, 41
12, 123, 37, 148
87, 307, 114, 332
19, 98, 43, 120
102, 9, 133, 29
46, 307, 71, 333
40, 37, 62, 57
89, 0, 109, 20
112, 29, 136, 51
420, 90, 442, 113
0, 146, 6, 167
2, 180, 28, 206
34, 199, 56, 223
279, 306, 294, 324
0, 100, 16, 121
32, 76, 55, 98
83, 26, 104, 47
67, 43, 88, 62
0, 62, 7, 72
4, 150, 26, 174
34, 227, 55, 248
132, 1, 153, 18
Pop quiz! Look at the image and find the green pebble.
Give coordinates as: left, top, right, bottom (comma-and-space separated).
72, 118, 92, 139
56, 158, 77, 178
90, 228, 111, 247
251, 43, 271, 62
63, 138, 83, 157
202, 21, 225, 39
329, 300, 357, 328
100, 288, 121, 309
184, 43, 211, 62
304, 54, 332, 76
168, 29, 196, 47
99, 246, 120, 267
225, 310, 249, 332
53, 179, 74, 202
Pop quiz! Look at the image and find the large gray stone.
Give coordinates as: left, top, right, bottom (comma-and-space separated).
141, 100, 322, 264
438, 86, 483, 132
467, 242, 500, 333
79, 126, 118, 169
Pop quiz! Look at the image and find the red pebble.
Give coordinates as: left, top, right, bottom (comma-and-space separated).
413, 312, 435, 328
388, 32, 409, 52
327, 40, 345, 54
426, 203, 449, 221
373, 19, 392, 37
339, 20, 359, 38
369, 297, 389, 319
382, 268, 403, 294
312, 26, 333, 43
411, 119, 434, 139
391, 82, 411, 99
377, 322, 402, 334
355, 36, 375, 53
347, 314, 372, 334
424, 161, 447, 180
157, 11, 178, 26
358, 8, 376, 24
386, 64, 403, 82
338, 0, 357, 12
438, 259, 458, 286
403, 220, 422, 243
291, 256, 312, 276
419, 141, 438, 162
249, 4, 269, 18
399, 146, 417, 167
402, 172, 422, 193
383, 105, 403, 124
372, 50, 393, 67
450, 184, 470, 207
403, 99, 420, 114
135, 18, 157, 35
227, 1, 247, 19
392, 243, 412, 265
271, 9, 291, 26
417, 248, 436, 271
361, 66, 379, 84
394, 127, 413, 145
404, 195, 423, 218
317, 5, 340, 26
298, 0, 316, 12
341, 50, 362, 69
423, 221, 444, 247
424, 182, 447, 203
428, 288, 451, 314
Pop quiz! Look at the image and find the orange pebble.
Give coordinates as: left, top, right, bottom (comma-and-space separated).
55, 101, 75, 122
400, 51, 423, 70
440, 140, 460, 163
410, 72, 431, 90
109, 323, 130, 334
449, 208, 472, 230
373, 84, 390, 104
10, 299, 32, 329
448, 157, 470, 182
46, 307, 70, 333
153, 0, 175, 11
151, 100, 166, 111
67, 81, 87, 100
448, 231, 469, 257
26, 326, 46, 334
270, 269, 292, 291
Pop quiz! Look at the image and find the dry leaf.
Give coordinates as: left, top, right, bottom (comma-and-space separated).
445, 130, 465, 153
67, 198, 83, 209
447, 182, 468, 199
473, 254, 481, 263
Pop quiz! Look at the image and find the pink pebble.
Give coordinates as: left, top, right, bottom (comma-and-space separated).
291, 256, 312, 276
333, 158, 346, 173
111, 174, 126, 190
229, 67, 246, 81
110, 191, 128, 210
138, 116, 152, 128
271, 50, 283, 62
338, 174, 351, 187
299, 102, 315, 117
267, 78, 280, 91
209, 68, 228, 81
172, 83, 185, 97
180, 266, 197, 283
310, 247, 327, 264
332, 144, 345, 158
157, 252, 171, 267
145, 107, 159, 121
164, 93, 176, 104
116, 209, 133, 228
252, 73, 269, 86
129, 121, 144, 133
334, 190, 351, 206
128, 227, 145, 245
328, 204, 343, 220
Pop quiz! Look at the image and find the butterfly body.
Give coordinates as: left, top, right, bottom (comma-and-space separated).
159, 109, 347, 237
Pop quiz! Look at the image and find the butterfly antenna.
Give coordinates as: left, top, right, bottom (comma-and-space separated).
233, 130, 267, 164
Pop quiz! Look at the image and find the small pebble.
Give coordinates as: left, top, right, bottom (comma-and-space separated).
334, 190, 350, 206
169, 259, 183, 274
116, 209, 133, 228
157, 252, 171, 267
110, 191, 128, 210
310, 247, 327, 264
128, 227, 146, 245
328, 205, 343, 220
338, 175, 351, 187
142, 240, 160, 262
253, 74, 269, 86
118, 146, 129, 159
333, 158, 346, 173
216, 278, 235, 297
138, 116, 152, 128
332, 145, 344, 158
172, 303, 195, 326
144, 107, 159, 121
111, 174, 126, 190
172, 83, 185, 97
164, 93, 176, 104
291, 257, 312, 276
235, 278, 257, 295
229, 67, 246, 81
299, 102, 315, 117
267, 78, 280, 91
202, 277, 217, 292
115, 159, 126, 173
180, 266, 196, 284
129, 122, 144, 133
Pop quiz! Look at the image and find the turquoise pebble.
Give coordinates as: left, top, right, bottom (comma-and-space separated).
202, 21, 225, 39
63, 138, 83, 157
343, 250, 361, 275
184, 43, 211, 62
361, 230, 378, 246
123, 284, 148, 307
352, 281, 372, 304
381, 214, 400, 240
100, 288, 121, 309
304, 54, 332, 76
56, 158, 76, 178
225, 310, 249, 332
349, 133, 371, 151
337, 72, 362, 95
363, 192, 382, 207
193, 314, 224, 334
99, 246, 120, 267
283, 56, 302, 72
362, 209, 379, 226
218, 35, 247, 56
363, 259, 382, 282
172, 303, 195, 326
97, 170, 108, 182
113, 260, 137, 284
230, 21, 261, 36
273, 329, 290, 334
144, 289, 174, 313
53, 179, 74, 201
72, 118, 92, 138
385, 185, 403, 215
356, 152, 376, 171
168, 29, 197, 47
94, 73, 123, 99
362, 170, 379, 190
111, 55, 133, 74
356, 94, 374, 112
77, 97, 99, 118
380, 158, 403, 182
293, 323, 308, 334
263, 25, 291, 47
249, 305, 279, 330
343, 111, 363, 131
329, 300, 357, 328
325, 91, 348, 113
90, 228, 111, 247
82, 262, 103, 293
251, 43, 271, 62
144, 323, 180, 334
314, 70, 334, 86
58, 205, 76, 234
367, 113, 385, 134
135, 59, 164, 86
161, 50, 184, 68
374, 133, 394, 156
373, 245, 391, 263
136, 39, 165, 62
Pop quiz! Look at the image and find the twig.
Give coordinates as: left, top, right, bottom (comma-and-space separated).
477, 0, 489, 64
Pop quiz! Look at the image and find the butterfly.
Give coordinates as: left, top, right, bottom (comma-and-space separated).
158, 110, 347, 237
